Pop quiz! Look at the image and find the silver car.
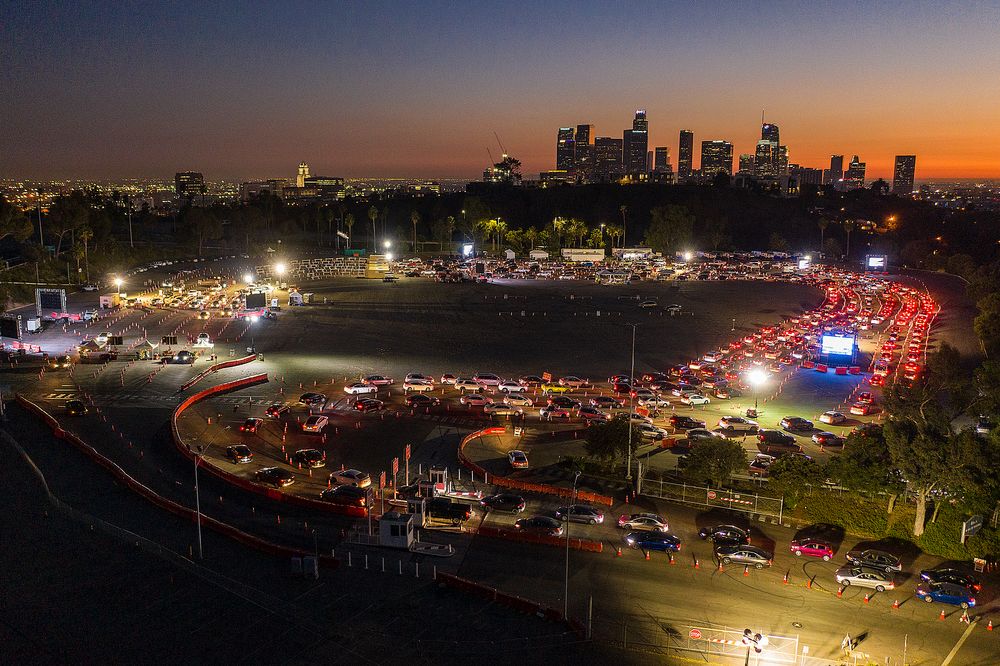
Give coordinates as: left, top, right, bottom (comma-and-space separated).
834, 565, 896, 592
715, 545, 773, 569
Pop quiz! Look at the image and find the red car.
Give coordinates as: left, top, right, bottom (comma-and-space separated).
790, 539, 835, 561
240, 417, 263, 433
850, 402, 876, 416
856, 392, 875, 404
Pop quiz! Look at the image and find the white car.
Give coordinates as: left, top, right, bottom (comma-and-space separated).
498, 381, 527, 393
637, 423, 668, 440
639, 300, 658, 309
473, 373, 503, 387
460, 393, 492, 406
362, 374, 394, 386
680, 393, 710, 405
819, 411, 847, 425
703, 351, 724, 363
637, 395, 671, 408
344, 382, 378, 395
627, 413, 653, 425
718, 416, 759, 431
81, 284, 99, 292
403, 379, 435, 393
455, 378, 481, 392
329, 468, 371, 488
302, 415, 329, 433
404, 373, 434, 385
558, 376, 588, 388
504, 394, 533, 407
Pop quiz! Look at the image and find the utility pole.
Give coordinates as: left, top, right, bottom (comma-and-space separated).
37, 191, 44, 247
564, 471, 581, 619
626, 323, 637, 482
127, 195, 133, 248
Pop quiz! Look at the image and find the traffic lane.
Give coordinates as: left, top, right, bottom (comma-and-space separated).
457, 522, 991, 665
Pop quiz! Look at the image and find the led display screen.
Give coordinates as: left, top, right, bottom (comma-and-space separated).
821, 334, 855, 356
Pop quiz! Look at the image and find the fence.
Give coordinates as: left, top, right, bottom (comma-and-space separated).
640, 476, 784, 521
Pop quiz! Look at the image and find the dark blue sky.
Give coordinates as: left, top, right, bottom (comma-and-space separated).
3, 1, 999, 179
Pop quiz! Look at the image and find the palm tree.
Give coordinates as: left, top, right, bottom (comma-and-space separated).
344, 213, 355, 248
525, 227, 538, 250
493, 218, 508, 251
410, 211, 420, 253
619, 205, 628, 247
818, 218, 830, 251
367, 205, 378, 248
573, 219, 589, 247
551, 217, 567, 247
606, 225, 623, 248
843, 220, 855, 258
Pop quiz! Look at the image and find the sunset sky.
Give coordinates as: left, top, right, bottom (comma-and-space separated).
3, 1, 1000, 180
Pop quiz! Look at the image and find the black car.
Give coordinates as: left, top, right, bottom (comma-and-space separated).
240, 417, 263, 433
555, 504, 605, 525
406, 394, 441, 408
670, 415, 706, 430
225, 444, 253, 463
715, 544, 773, 569
426, 497, 472, 524
480, 493, 526, 514
780, 416, 814, 432
320, 485, 369, 507
845, 549, 902, 573
264, 403, 290, 418
170, 350, 195, 364
547, 395, 581, 409
290, 448, 325, 468
298, 392, 327, 407
757, 429, 797, 447
919, 568, 982, 592
514, 516, 563, 536
698, 524, 750, 546
255, 467, 295, 488
66, 399, 89, 416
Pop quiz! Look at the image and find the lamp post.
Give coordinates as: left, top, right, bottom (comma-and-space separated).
114, 277, 123, 296
564, 470, 581, 619
626, 323, 637, 482
188, 444, 205, 559
747, 368, 767, 412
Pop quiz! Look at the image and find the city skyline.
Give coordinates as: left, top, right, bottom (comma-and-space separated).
3, 1, 1000, 180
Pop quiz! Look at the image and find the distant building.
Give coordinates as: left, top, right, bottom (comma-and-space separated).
700, 140, 733, 177
738, 154, 755, 174
892, 155, 916, 195
296, 162, 310, 188
556, 127, 575, 170
594, 137, 624, 181
678, 130, 694, 178
823, 155, 844, 186
175, 172, 204, 199
843, 155, 866, 190
574, 124, 595, 178
761, 123, 780, 145
538, 170, 576, 187
653, 146, 672, 173
789, 165, 823, 186
754, 140, 777, 177
623, 110, 648, 177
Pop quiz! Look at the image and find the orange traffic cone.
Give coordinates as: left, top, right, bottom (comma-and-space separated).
987, 620, 993, 631
837, 586, 843, 598
782, 571, 789, 585
743, 565, 750, 577
616, 546, 622, 557
892, 599, 899, 610
693, 557, 700, 569
863, 594, 870, 604
669, 553, 675, 565
718, 561, 724, 571
644, 550, 650, 561
939, 609, 946, 621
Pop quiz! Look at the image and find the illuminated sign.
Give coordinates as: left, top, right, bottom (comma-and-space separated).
866, 255, 887, 270
798, 258, 811, 270
821, 334, 855, 356
462, 243, 474, 257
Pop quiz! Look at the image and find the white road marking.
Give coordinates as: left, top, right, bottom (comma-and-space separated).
940, 619, 977, 666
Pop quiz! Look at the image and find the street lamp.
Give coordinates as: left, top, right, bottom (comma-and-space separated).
626, 323, 637, 482
274, 262, 286, 277
747, 368, 767, 412
683, 251, 693, 263
564, 470, 581, 619
187, 444, 205, 559
114, 277, 123, 295
243, 272, 253, 285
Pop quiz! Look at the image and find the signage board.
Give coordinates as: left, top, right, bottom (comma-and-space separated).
821, 334, 855, 356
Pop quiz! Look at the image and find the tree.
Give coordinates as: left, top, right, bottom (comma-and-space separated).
568, 218, 588, 247
586, 227, 604, 248
410, 211, 421, 252
367, 205, 378, 247
183, 207, 222, 256
47, 193, 88, 256
605, 225, 623, 248
822, 237, 842, 258
584, 414, 639, 463
524, 226, 539, 250
0, 195, 32, 243
768, 232, 790, 252
431, 216, 455, 245
492, 218, 508, 250
644, 205, 694, 256
766, 455, 823, 509
78, 226, 93, 282
344, 213, 355, 247
842, 220, 855, 258
818, 218, 830, 250
550, 217, 568, 247
619, 205, 628, 247
826, 427, 905, 512
974, 292, 1000, 358
681, 439, 745, 487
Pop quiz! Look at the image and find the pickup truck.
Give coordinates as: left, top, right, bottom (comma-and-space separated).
425, 498, 472, 525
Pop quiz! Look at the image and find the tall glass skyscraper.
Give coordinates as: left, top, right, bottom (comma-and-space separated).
678, 130, 694, 178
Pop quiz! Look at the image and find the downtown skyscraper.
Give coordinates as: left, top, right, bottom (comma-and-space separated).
892, 155, 916, 195
556, 127, 575, 171
678, 130, 694, 178
623, 110, 648, 177
700, 140, 733, 177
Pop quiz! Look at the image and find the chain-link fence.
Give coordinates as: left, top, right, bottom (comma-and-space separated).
639, 475, 784, 520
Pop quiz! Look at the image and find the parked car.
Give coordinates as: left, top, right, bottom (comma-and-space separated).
403, 379, 435, 393
591, 395, 623, 409
481, 493, 526, 514
718, 416, 758, 432
685, 428, 717, 442
255, 467, 295, 488
460, 393, 491, 406
472, 373, 503, 387
507, 449, 529, 469
680, 393, 710, 405
819, 411, 847, 425
240, 417, 263, 433
715, 545, 773, 569
758, 429, 796, 446
455, 378, 482, 392
319, 484, 369, 507
301, 415, 329, 432
498, 380, 527, 393
504, 393, 533, 407
426, 497, 472, 524
555, 504, 605, 525
225, 444, 253, 464
835, 566, 896, 592
670, 415, 706, 430
915, 582, 977, 608
623, 532, 682, 552
290, 448, 325, 468
343, 383, 377, 395
328, 468, 371, 488
513, 515, 563, 536
440, 373, 458, 385
406, 393, 440, 407
919, 568, 982, 592
780, 416, 814, 431
789, 538, 835, 560
363, 374, 394, 386
850, 402, 876, 416
299, 392, 328, 406
558, 376, 588, 388
539, 406, 572, 420
812, 431, 843, 447
617, 513, 669, 532
698, 525, 750, 546
845, 549, 902, 573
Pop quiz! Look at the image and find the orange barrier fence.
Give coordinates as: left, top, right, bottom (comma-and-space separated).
477, 524, 603, 553
15, 394, 338, 567
180, 353, 258, 391
170, 374, 367, 519
436, 572, 580, 634
458, 428, 614, 507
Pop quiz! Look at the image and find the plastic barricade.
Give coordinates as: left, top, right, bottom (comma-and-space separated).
835, 366, 848, 375
814, 364, 828, 373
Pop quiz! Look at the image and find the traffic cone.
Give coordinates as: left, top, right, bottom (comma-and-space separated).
669, 553, 675, 565
892, 599, 899, 610
693, 557, 700, 569
616, 546, 622, 557
806, 577, 813, 589
863, 594, 870, 604
939, 609, 946, 621
743, 565, 750, 577
836, 586, 843, 598
782, 571, 789, 585
645, 550, 650, 561
987, 620, 993, 631
717, 561, 723, 571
